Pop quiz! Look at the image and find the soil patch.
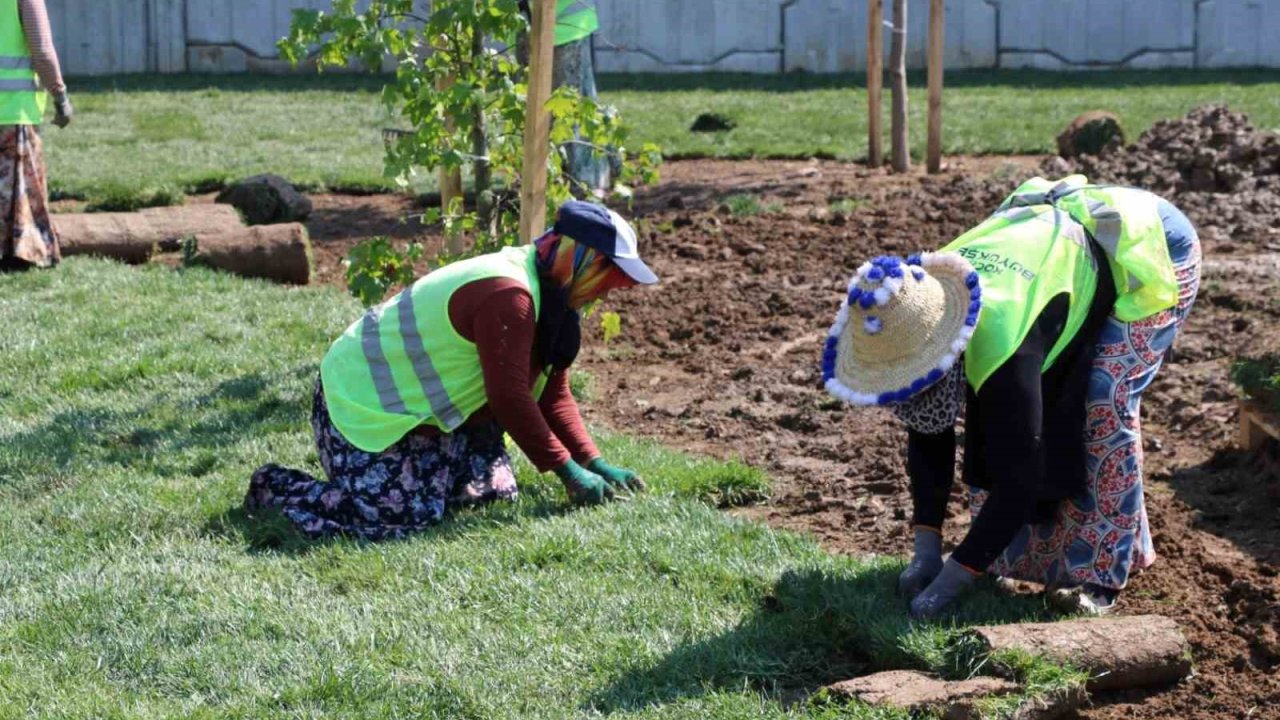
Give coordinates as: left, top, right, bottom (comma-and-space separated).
102, 128, 1276, 716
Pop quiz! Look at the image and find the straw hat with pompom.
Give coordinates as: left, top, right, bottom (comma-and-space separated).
822, 253, 983, 406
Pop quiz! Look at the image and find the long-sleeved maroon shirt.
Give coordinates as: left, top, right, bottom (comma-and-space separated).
18, 0, 66, 95
411, 276, 598, 472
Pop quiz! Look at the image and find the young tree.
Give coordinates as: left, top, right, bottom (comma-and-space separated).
281, 0, 660, 305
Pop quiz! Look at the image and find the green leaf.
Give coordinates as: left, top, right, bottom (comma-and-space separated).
601, 312, 622, 345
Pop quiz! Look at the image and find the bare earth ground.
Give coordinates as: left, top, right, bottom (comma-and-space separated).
291, 155, 1280, 719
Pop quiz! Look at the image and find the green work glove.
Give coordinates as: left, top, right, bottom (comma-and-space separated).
587, 457, 646, 493
553, 459, 613, 506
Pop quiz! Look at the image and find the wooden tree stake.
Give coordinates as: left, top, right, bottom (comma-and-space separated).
519, 0, 557, 244
866, 0, 884, 168
926, 0, 944, 174
437, 73, 465, 254
889, 0, 909, 173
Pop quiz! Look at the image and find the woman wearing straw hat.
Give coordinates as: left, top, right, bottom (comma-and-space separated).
245, 201, 658, 540
823, 175, 1200, 618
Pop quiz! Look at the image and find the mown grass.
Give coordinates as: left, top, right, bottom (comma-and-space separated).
0, 259, 1082, 718
46, 69, 1280, 209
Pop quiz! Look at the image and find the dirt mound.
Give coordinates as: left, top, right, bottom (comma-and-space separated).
1051, 105, 1280, 249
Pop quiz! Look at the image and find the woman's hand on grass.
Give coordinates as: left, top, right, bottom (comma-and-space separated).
553, 459, 614, 506
587, 457, 646, 494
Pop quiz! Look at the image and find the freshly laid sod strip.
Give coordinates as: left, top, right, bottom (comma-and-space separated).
47, 70, 1280, 208
0, 260, 1080, 718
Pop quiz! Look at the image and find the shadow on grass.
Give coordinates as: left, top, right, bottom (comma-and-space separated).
590, 566, 1048, 713
0, 369, 315, 494
202, 469, 582, 556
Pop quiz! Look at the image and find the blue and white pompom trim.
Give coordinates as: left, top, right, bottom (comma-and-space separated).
822, 252, 983, 407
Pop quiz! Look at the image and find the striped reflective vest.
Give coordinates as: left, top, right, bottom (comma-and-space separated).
555, 0, 598, 46
0, 0, 46, 125
321, 245, 549, 452
996, 175, 1178, 323
941, 201, 1100, 392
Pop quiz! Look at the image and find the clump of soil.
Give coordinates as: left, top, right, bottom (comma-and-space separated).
690, 112, 737, 133
1057, 110, 1125, 158
1051, 104, 1280, 249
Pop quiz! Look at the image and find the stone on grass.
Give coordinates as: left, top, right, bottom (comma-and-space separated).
1056, 110, 1124, 158
216, 174, 313, 225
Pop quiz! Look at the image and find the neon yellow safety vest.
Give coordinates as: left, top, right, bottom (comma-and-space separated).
997, 175, 1178, 323
555, 0, 598, 46
941, 202, 1099, 392
0, 0, 47, 125
321, 245, 550, 452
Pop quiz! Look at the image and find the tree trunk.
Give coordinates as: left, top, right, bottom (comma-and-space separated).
889, 0, 909, 173
471, 28, 494, 233
967, 615, 1192, 691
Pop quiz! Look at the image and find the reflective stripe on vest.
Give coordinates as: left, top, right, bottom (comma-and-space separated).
360, 308, 408, 415
0, 78, 38, 92
395, 288, 466, 429
0, 55, 31, 70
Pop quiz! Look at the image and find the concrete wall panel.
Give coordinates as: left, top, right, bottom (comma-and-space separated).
1198, 0, 1280, 68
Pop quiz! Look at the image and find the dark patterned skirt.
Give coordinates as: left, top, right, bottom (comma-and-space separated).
1, 125, 60, 270
246, 378, 519, 541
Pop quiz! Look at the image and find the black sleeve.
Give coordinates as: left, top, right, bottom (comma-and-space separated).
950, 293, 1066, 571
908, 427, 957, 530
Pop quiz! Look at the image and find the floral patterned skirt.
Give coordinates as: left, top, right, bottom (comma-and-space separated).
1, 125, 60, 270
246, 378, 518, 540
972, 201, 1202, 590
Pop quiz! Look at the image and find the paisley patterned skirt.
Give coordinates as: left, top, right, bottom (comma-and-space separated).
972, 201, 1202, 590
246, 378, 518, 541
1, 125, 60, 270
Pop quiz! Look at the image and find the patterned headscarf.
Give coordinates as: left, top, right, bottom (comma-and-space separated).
533, 232, 633, 369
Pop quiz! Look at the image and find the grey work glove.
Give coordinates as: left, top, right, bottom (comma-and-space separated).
909, 558, 979, 619
52, 92, 73, 128
897, 527, 944, 598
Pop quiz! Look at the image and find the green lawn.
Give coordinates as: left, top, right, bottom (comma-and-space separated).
0, 259, 1082, 718
47, 70, 1280, 208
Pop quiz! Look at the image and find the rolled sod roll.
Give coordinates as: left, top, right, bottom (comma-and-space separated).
55, 205, 245, 263
966, 615, 1192, 691
189, 223, 313, 285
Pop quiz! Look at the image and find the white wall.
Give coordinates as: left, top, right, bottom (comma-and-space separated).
42, 0, 1280, 75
